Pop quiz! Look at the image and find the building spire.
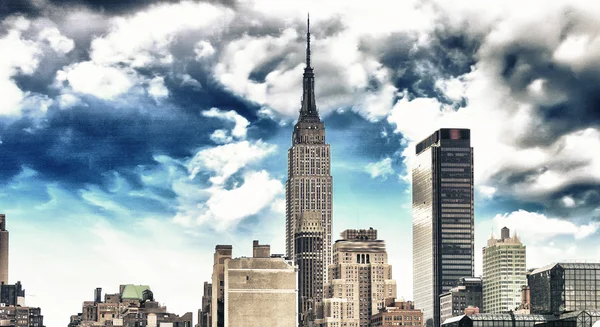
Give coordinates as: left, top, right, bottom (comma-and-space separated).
306, 13, 311, 68
299, 13, 318, 119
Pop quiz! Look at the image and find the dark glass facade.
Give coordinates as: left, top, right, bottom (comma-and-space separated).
413, 129, 474, 327
0, 281, 25, 306
442, 311, 600, 327
529, 263, 600, 314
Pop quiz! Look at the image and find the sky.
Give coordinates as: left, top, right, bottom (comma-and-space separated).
0, 0, 600, 326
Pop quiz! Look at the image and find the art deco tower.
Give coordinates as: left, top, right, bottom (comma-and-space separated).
286, 14, 333, 316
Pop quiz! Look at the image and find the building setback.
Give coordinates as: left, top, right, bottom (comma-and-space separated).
295, 212, 324, 326
198, 282, 212, 327
482, 227, 527, 313
439, 277, 482, 324
371, 299, 423, 327
208, 241, 297, 327
412, 129, 475, 327
285, 18, 333, 317
316, 228, 397, 327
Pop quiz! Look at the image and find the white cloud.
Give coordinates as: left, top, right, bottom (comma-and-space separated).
365, 158, 395, 180
0, 20, 42, 116
187, 140, 277, 184
38, 27, 74, 54
492, 210, 599, 242
56, 61, 136, 100
201, 107, 250, 141
195, 40, 216, 59
147, 76, 169, 100
89, 1, 234, 67
193, 170, 284, 230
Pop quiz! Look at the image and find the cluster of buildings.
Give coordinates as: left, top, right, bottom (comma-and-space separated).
67, 285, 192, 327
2, 17, 599, 327
0, 214, 46, 327
192, 17, 600, 327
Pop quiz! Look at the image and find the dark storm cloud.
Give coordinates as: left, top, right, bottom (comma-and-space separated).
0, 0, 223, 19
0, 77, 261, 189
362, 28, 479, 103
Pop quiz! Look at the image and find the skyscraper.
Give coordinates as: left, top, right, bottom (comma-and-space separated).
316, 228, 397, 327
412, 128, 474, 327
295, 212, 324, 326
0, 214, 8, 285
482, 227, 527, 313
286, 15, 333, 323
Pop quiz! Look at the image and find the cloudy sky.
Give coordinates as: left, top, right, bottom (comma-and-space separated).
1, 0, 600, 325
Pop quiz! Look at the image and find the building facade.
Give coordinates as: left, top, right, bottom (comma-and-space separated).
211, 245, 232, 327
295, 212, 324, 326
528, 262, 600, 314
371, 299, 423, 327
440, 277, 483, 324
482, 227, 527, 313
285, 17, 333, 302
317, 229, 397, 327
0, 306, 45, 327
0, 214, 8, 285
412, 129, 475, 327
220, 241, 297, 327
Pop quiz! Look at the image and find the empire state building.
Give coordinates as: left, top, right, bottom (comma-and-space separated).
286, 16, 333, 325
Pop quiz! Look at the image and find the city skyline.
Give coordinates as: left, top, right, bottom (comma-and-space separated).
1, 1, 600, 327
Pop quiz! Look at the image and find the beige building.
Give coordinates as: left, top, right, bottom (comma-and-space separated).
209, 241, 297, 327
371, 299, 423, 327
317, 229, 397, 327
482, 227, 527, 313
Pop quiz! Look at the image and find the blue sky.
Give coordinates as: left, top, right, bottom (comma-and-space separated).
1, 0, 600, 326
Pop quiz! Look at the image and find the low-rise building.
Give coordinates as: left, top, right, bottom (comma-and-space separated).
440, 277, 483, 324
371, 299, 423, 327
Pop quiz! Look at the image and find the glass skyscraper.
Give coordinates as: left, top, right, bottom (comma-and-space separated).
413, 128, 475, 327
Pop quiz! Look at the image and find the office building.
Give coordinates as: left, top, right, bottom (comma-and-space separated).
371, 299, 423, 327
295, 212, 324, 326
439, 277, 482, 324
528, 262, 600, 314
208, 241, 297, 327
482, 227, 527, 313
0, 214, 8, 285
285, 16, 333, 304
317, 229, 397, 327
412, 129, 475, 327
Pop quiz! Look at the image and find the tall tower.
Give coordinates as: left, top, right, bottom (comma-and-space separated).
0, 214, 8, 284
286, 15, 333, 300
412, 129, 474, 327
295, 212, 324, 326
482, 227, 527, 313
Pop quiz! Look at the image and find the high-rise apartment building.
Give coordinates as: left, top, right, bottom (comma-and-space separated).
296, 212, 324, 326
207, 241, 297, 327
482, 227, 527, 313
412, 128, 474, 327
285, 17, 333, 297
317, 229, 397, 327
0, 214, 8, 285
